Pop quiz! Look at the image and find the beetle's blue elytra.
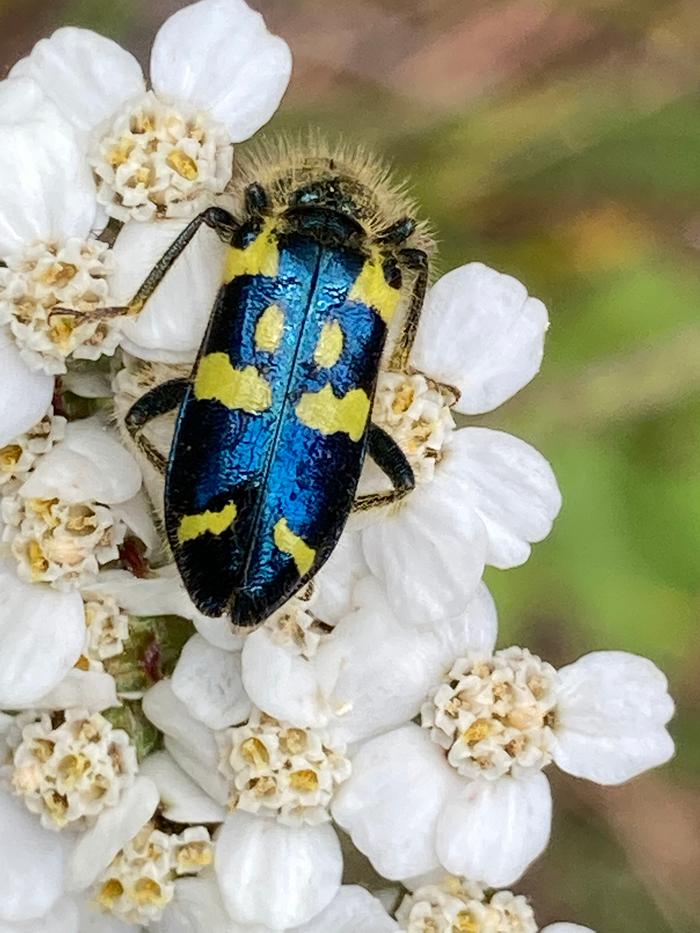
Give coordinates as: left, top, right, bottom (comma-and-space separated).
119, 141, 434, 629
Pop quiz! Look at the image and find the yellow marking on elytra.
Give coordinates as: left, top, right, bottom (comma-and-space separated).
295, 383, 370, 442
194, 353, 272, 412
177, 501, 238, 544
273, 518, 316, 576
314, 320, 344, 368
224, 221, 279, 282
255, 304, 285, 352
349, 250, 400, 323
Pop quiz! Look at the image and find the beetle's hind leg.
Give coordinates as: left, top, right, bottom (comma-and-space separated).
353, 423, 415, 513
388, 247, 429, 373
125, 378, 189, 475
50, 206, 238, 326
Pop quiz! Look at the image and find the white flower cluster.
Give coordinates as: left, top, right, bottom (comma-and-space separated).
92, 90, 233, 223
94, 821, 213, 924
423, 648, 559, 780
0, 2, 675, 932
6, 709, 137, 830
219, 708, 351, 825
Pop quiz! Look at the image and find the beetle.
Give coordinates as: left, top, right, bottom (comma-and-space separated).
107, 142, 433, 628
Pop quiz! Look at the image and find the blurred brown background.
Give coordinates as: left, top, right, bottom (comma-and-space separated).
2, 1, 699, 930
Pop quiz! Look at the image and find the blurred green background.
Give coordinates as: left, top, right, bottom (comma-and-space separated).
2, 1, 699, 930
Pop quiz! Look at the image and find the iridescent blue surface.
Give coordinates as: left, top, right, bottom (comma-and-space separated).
165, 228, 387, 623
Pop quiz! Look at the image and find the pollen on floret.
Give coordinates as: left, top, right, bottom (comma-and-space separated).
217, 708, 351, 827
422, 648, 560, 781
93, 823, 213, 924
396, 875, 538, 933
91, 91, 232, 223
7, 710, 137, 830
1, 490, 128, 589
373, 371, 456, 484
0, 239, 119, 375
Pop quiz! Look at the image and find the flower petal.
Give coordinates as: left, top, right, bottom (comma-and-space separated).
172, 634, 250, 729
154, 875, 275, 933
150, 0, 292, 142
0, 561, 85, 708
10, 27, 145, 137
312, 530, 367, 625
32, 669, 117, 712
0, 791, 66, 922
242, 626, 329, 728
142, 679, 229, 806
7, 896, 81, 933
215, 812, 342, 928
314, 579, 448, 745
411, 263, 549, 415
362, 450, 488, 624
76, 896, 134, 933
111, 217, 227, 360
20, 417, 142, 505
332, 724, 461, 879
431, 582, 498, 658
293, 885, 398, 932
541, 926, 595, 933
447, 427, 562, 568
552, 651, 675, 784
139, 750, 226, 824
435, 773, 552, 887
67, 776, 159, 891
0, 329, 53, 447
0, 116, 97, 254
0, 76, 64, 125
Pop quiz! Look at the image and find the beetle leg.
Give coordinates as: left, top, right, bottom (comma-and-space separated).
352, 423, 415, 512
388, 247, 429, 373
50, 206, 239, 325
125, 378, 189, 475
375, 216, 417, 245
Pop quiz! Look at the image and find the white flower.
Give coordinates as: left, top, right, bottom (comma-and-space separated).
12, 0, 291, 223
0, 82, 122, 377
6, 709, 137, 831
395, 874, 595, 933
329, 598, 674, 886
218, 707, 351, 826
2, 417, 143, 589
92, 821, 213, 925
0, 407, 65, 488
355, 262, 561, 626
142, 679, 344, 929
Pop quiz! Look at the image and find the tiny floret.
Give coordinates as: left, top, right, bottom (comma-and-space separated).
423, 648, 559, 780
91, 91, 233, 222
218, 708, 351, 826
8, 709, 137, 830
94, 821, 213, 924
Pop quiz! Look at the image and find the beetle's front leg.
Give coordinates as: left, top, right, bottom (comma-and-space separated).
51, 206, 239, 325
352, 422, 415, 513
125, 378, 189, 475
388, 247, 429, 373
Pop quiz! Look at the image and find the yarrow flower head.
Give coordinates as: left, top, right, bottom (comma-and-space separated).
94, 821, 213, 924
7, 709, 137, 830
396, 875, 594, 933
11, 0, 291, 224
218, 707, 351, 826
